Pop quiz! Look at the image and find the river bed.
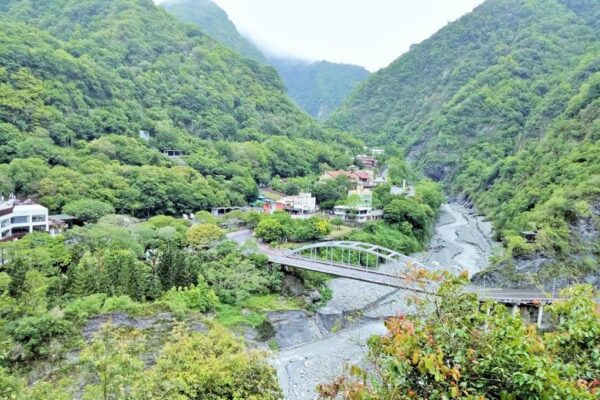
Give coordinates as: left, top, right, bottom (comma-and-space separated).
271, 202, 498, 399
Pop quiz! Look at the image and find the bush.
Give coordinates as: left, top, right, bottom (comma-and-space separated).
63, 199, 115, 223
101, 296, 143, 315
186, 224, 224, 249
63, 294, 107, 323
160, 278, 218, 315
6, 315, 73, 361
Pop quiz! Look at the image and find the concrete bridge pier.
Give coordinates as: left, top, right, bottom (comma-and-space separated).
536, 304, 544, 329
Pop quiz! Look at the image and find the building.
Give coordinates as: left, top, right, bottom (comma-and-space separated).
278, 192, 317, 214
0, 195, 49, 242
355, 154, 378, 168
163, 150, 184, 157
320, 170, 373, 189
263, 193, 317, 215
347, 188, 373, 207
333, 205, 383, 224
371, 149, 385, 156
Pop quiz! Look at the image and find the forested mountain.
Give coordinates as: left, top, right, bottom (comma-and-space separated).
329, 0, 600, 284
270, 58, 370, 120
160, 0, 370, 119
160, 0, 268, 64
0, 0, 357, 217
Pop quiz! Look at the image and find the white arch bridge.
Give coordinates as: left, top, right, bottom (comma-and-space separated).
261, 240, 563, 304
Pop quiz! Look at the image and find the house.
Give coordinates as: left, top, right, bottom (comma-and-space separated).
0, 195, 49, 242
355, 154, 378, 168
263, 193, 317, 215
320, 170, 373, 189
278, 192, 316, 214
333, 205, 383, 224
371, 149, 385, 156
49, 214, 77, 235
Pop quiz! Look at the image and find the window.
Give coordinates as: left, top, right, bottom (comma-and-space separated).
10, 216, 28, 224
11, 227, 29, 235
32, 215, 46, 223
33, 225, 46, 232
1, 229, 10, 239
0, 219, 7, 228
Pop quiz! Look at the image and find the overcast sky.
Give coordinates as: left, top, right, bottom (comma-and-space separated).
209, 0, 485, 71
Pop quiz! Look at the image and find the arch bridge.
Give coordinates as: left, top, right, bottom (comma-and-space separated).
262, 241, 564, 307
262, 240, 451, 294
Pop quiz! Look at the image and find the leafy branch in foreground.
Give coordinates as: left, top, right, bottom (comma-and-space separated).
319, 274, 600, 399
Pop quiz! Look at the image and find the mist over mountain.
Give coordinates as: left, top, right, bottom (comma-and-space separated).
161, 0, 370, 119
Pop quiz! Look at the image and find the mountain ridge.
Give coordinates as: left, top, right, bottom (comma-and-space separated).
329, 0, 600, 284
160, 0, 370, 119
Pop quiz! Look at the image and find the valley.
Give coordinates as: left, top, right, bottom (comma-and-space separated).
0, 0, 598, 398
271, 201, 496, 399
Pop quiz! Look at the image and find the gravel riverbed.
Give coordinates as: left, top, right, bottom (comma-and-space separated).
271, 202, 499, 399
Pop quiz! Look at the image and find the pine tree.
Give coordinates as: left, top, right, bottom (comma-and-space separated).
67, 261, 87, 297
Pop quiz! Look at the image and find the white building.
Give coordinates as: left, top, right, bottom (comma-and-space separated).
333, 205, 383, 224
278, 192, 317, 214
0, 195, 49, 242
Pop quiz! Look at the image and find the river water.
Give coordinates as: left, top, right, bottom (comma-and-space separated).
271, 202, 498, 399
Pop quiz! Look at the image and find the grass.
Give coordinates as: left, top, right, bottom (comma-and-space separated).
325, 225, 356, 240
216, 295, 303, 328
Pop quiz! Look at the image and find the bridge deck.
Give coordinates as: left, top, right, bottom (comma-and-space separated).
265, 250, 564, 304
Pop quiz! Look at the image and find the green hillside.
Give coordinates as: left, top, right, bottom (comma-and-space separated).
0, 0, 356, 217
160, 0, 268, 64
160, 0, 370, 119
329, 0, 600, 284
270, 58, 370, 120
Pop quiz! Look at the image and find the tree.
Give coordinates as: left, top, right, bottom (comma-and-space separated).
80, 325, 147, 400
255, 218, 287, 243
384, 197, 433, 231
156, 242, 189, 290
139, 325, 282, 399
319, 277, 600, 399
194, 210, 217, 225
185, 224, 224, 249
331, 217, 344, 230
63, 199, 115, 223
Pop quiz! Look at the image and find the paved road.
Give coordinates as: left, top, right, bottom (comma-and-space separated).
226, 229, 253, 244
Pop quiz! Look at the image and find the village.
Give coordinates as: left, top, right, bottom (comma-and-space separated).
0, 148, 415, 243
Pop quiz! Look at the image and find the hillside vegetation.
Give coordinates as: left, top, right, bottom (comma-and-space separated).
0, 0, 357, 217
161, 0, 268, 64
330, 0, 600, 284
270, 58, 370, 120
161, 0, 370, 119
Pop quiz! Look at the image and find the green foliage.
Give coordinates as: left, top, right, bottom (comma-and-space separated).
0, 0, 358, 218
320, 279, 600, 399
255, 212, 332, 243
63, 199, 115, 223
270, 58, 370, 119
5, 314, 73, 361
329, 0, 600, 277
197, 243, 282, 305
185, 223, 225, 249
139, 325, 282, 399
160, 277, 218, 315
